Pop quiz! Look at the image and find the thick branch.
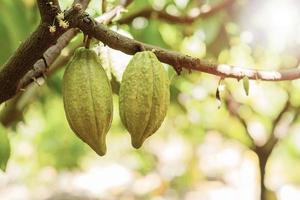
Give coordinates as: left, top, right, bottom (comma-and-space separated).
256, 145, 276, 200
0, 3, 83, 104
17, 29, 79, 90
0, 44, 81, 127
254, 100, 293, 200
75, 18, 300, 81
0, 24, 64, 104
118, 0, 235, 24
2, 1, 300, 105
19, 0, 121, 91
37, 0, 60, 22
18, 0, 91, 91
251, 100, 292, 200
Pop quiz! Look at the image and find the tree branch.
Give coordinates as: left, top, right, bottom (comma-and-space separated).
0, 1, 130, 126
0, 3, 83, 104
17, 29, 79, 90
263, 100, 291, 154
118, 0, 235, 24
2, 0, 300, 105
37, 0, 60, 22
0, 44, 81, 128
96, 5, 126, 24
18, 0, 91, 91
18, 0, 124, 91
224, 94, 255, 149
0, 24, 62, 104
76, 18, 300, 81
253, 99, 295, 200
0, 0, 91, 126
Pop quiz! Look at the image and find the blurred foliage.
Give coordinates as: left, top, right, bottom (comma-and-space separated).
1, 0, 300, 199
0, 124, 10, 171
0, 0, 39, 65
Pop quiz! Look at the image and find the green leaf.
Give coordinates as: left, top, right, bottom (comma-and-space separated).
0, 125, 10, 172
243, 76, 250, 96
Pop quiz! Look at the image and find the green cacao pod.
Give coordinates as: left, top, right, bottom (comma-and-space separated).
62, 47, 113, 156
119, 51, 170, 148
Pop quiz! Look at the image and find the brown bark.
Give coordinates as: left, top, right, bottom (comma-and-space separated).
1, 1, 300, 105
256, 147, 277, 200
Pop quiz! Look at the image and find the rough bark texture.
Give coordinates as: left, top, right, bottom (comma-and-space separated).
0, 1, 298, 199
0, 23, 63, 103
1, 0, 300, 105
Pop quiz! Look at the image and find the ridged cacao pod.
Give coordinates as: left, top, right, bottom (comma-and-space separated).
119, 51, 170, 148
62, 47, 113, 156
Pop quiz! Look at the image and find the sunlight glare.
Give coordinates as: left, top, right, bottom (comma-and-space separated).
251, 0, 300, 51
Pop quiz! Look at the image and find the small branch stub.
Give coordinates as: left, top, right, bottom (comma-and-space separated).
84, 35, 92, 49
242, 76, 250, 96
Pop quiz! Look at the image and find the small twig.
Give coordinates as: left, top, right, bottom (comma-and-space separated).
224, 94, 255, 148
263, 100, 291, 153
76, 20, 300, 82
85, 35, 92, 49
96, 5, 127, 24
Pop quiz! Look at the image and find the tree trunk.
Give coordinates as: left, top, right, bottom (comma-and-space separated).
257, 148, 277, 200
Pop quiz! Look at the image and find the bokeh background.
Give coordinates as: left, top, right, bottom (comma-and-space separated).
1, 0, 300, 199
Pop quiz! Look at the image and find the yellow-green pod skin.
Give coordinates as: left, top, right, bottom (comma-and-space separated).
119, 51, 170, 148
62, 47, 113, 156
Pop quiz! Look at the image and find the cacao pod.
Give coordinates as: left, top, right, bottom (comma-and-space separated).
119, 51, 170, 148
62, 47, 113, 156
